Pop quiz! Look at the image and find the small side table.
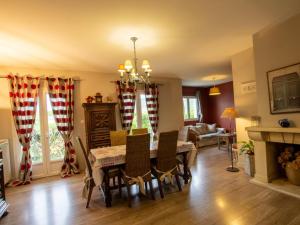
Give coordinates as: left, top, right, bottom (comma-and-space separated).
217, 133, 236, 152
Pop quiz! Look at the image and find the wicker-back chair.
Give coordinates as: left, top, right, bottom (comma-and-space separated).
76, 137, 95, 208
132, 128, 148, 135
152, 130, 182, 198
122, 134, 155, 207
110, 130, 127, 146
76, 136, 122, 208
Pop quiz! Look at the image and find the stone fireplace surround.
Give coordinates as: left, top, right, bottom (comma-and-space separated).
246, 127, 300, 198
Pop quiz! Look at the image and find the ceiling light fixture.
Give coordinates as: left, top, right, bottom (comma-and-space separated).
209, 77, 221, 96
118, 37, 151, 84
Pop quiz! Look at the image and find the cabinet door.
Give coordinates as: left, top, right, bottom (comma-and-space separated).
89, 110, 114, 132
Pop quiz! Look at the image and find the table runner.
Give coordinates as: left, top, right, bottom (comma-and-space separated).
90, 141, 197, 186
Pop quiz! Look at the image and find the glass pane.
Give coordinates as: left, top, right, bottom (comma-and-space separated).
30, 100, 43, 164
131, 101, 138, 130
47, 95, 65, 161
140, 94, 152, 133
183, 98, 189, 119
188, 98, 198, 119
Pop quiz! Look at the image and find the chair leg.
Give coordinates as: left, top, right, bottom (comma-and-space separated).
86, 185, 94, 208
118, 175, 122, 198
175, 174, 182, 192
126, 184, 132, 207
157, 178, 164, 199
145, 181, 148, 194
113, 177, 116, 187
149, 179, 155, 200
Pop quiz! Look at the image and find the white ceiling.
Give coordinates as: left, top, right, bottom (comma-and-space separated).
0, 0, 299, 86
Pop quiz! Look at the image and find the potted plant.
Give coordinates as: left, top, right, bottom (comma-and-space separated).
278, 146, 300, 186
239, 140, 255, 177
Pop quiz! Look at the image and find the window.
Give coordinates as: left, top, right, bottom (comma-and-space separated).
131, 90, 152, 134
183, 96, 199, 121
30, 95, 65, 165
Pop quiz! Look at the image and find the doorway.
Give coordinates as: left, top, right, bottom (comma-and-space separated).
30, 87, 65, 178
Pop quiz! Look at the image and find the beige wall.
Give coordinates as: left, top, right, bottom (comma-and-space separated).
253, 13, 300, 127
0, 66, 184, 176
231, 48, 257, 143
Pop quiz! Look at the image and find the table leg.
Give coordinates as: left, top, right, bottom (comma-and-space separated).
182, 152, 189, 184
103, 168, 112, 207
218, 136, 221, 150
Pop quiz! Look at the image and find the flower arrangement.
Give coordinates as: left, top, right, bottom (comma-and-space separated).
86, 96, 94, 103
278, 146, 300, 170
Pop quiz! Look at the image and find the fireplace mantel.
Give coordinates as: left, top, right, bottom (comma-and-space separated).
246, 126, 300, 144
246, 126, 300, 198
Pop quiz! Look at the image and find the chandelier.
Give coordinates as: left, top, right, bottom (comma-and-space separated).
117, 37, 151, 84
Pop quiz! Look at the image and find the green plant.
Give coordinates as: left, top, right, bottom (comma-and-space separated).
239, 140, 254, 155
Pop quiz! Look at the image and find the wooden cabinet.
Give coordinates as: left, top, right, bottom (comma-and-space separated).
0, 140, 8, 218
82, 103, 117, 151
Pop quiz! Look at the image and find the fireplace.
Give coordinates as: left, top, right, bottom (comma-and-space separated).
246, 127, 300, 198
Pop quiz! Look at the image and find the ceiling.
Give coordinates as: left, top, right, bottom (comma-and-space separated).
0, 1, 299, 86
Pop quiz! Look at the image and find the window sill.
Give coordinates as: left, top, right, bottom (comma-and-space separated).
184, 119, 199, 122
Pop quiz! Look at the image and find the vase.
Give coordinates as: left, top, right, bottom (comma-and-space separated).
244, 154, 255, 177
278, 119, 290, 128
285, 163, 300, 186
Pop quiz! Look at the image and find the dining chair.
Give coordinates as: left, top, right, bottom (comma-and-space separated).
121, 133, 155, 207
151, 130, 182, 198
110, 130, 127, 146
76, 137, 96, 208
132, 128, 148, 135
76, 137, 122, 208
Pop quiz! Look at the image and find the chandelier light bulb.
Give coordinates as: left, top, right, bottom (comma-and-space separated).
124, 60, 133, 71
142, 60, 150, 70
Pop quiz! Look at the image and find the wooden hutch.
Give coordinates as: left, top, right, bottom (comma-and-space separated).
82, 103, 117, 151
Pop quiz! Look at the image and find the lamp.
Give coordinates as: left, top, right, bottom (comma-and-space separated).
221, 107, 238, 133
221, 107, 239, 173
118, 37, 151, 84
209, 77, 221, 96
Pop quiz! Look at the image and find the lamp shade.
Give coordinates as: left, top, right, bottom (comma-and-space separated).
209, 86, 221, 96
221, 107, 238, 119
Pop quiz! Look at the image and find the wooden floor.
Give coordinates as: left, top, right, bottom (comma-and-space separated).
2, 147, 300, 225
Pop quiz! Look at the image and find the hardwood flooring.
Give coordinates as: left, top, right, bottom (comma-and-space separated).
1, 146, 300, 225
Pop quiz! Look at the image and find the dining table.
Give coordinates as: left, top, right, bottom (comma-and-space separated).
90, 140, 197, 207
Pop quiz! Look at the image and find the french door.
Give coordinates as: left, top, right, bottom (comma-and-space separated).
131, 90, 153, 136
30, 86, 65, 178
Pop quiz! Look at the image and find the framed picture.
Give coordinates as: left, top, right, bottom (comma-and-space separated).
267, 62, 300, 114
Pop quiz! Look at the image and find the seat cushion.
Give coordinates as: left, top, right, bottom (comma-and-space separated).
199, 133, 218, 139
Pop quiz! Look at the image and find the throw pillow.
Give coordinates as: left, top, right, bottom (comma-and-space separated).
195, 125, 208, 134
207, 123, 217, 133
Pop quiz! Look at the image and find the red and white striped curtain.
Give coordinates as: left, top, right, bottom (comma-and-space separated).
145, 84, 159, 136
116, 81, 136, 131
47, 78, 79, 177
8, 75, 40, 185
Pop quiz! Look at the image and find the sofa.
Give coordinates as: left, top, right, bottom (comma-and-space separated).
186, 123, 225, 148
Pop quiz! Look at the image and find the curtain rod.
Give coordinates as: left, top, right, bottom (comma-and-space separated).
0, 75, 81, 81
110, 81, 164, 86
